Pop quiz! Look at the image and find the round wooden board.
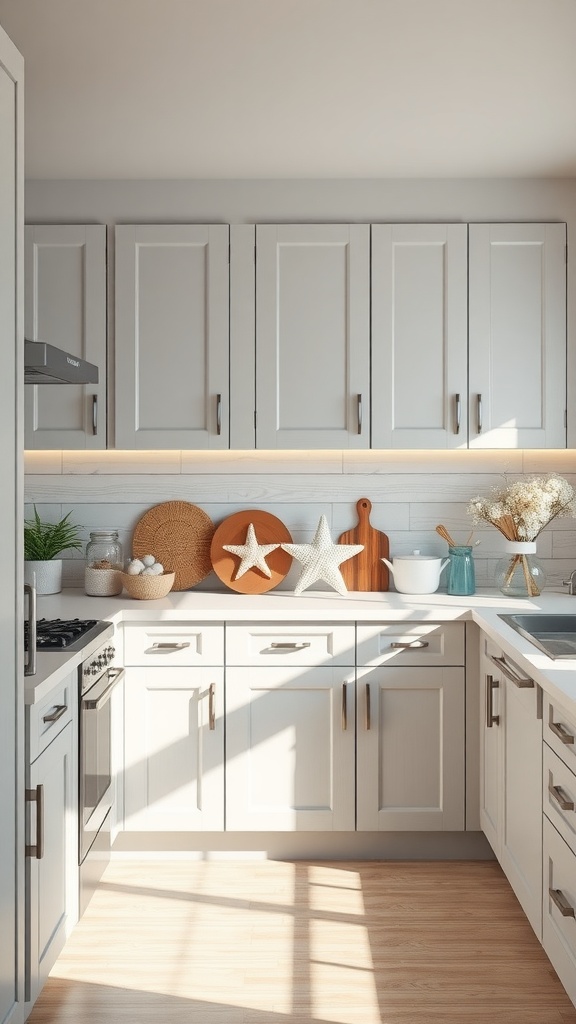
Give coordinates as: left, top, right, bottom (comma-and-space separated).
132, 501, 215, 591
211, 510, 293, 594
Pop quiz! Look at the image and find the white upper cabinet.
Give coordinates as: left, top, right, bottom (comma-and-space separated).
255, 224, 370, 449
371, 224, 468, 450
25, 225, 107, 449
468, 223, 567, 449
115, 224, 229, 449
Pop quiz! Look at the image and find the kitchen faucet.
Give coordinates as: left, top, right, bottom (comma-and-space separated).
562, 569, 576, 595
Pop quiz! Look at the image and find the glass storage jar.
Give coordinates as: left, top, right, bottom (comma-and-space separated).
447, 545, 476, 596
85, 529, 124, 596
494, 540, 546, 598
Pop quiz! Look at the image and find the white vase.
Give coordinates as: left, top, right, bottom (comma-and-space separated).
24, 559, 63, 595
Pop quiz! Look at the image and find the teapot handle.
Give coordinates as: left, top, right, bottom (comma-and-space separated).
440, 558, 450, 573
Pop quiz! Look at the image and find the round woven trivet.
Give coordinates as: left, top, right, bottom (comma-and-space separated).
132, 501, 215, 591
210, 509, 293, 594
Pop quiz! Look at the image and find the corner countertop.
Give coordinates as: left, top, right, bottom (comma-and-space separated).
26, 587, 576, 713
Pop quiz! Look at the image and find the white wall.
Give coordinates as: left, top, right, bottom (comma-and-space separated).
24, 178, 576, 593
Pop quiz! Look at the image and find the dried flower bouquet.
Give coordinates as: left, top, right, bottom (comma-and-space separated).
467, 475, 576, 596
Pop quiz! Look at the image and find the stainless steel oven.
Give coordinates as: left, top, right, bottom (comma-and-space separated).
79, 631, 123, 915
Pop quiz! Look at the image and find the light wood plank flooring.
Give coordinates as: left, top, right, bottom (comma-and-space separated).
28, 859, 576, 1024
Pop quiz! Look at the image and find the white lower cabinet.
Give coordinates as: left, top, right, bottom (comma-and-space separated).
542, 694, 576, 1007
25, 717, 76, 1005
123, 667, 224, 831
356, 666, 465, 831
479, 633, 542, 938
225, 665, 356, 831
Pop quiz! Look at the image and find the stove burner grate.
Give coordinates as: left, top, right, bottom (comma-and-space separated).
25, 617, 100, 650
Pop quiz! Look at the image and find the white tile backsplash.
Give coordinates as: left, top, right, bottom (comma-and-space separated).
24, 449, 576, 592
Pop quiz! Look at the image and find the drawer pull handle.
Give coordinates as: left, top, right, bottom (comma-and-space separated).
550, 888, 575, 918
357, 393, 363, 435
549, 718, 575, 745
489, 654, 534, 688
390, 640, 429, 650
152, 642, 191, 651
365, 682, 371, 731
269, 642, 311, 650
486, 674, 500, 728
209, 683, 216, 731
342, 682, 348, 731
42, 703, 68, 724
25, 785, 44, 860
454, 393, 461, 435
216, 393, 222, 435
549, 783, 575, 812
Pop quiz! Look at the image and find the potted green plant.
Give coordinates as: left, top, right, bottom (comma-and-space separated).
24, 506, 83, 594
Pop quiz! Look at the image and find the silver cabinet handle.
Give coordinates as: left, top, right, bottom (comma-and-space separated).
24, 582, 36, 678
357, 394, 362, 435
549, 783, 575, 812
92, 394, 98, 435
489, 654, 534, 688
365, 682, 371, 731
486, 674, 500, 728
477, 393, 483, 433
549, 717, 575, 745
42, 704, 67, 724
152, 642, 190, 651
341, 682, 348, 731
549, 888, 575, 918
26, 785, 44, 860
270, 642, 311, 650
209, 682, 216, 731
216, 393, 222, 436
390, 640, 429, 650
454, 393, 461, 435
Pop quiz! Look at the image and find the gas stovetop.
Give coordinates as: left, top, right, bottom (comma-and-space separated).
25, 618, 112, 651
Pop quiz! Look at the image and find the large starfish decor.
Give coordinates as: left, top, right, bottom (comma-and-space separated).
223, 522, 279, 580
282, 515, 363, 595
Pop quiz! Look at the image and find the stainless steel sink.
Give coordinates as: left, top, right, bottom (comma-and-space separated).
499, 613, 576, 659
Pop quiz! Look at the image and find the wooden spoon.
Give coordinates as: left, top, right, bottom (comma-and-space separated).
435, 524, 458, 547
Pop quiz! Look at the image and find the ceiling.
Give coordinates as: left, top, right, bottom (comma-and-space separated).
1, 0, 576, 180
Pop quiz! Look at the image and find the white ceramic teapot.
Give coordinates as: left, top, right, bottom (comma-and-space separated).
382, 550, 450, 595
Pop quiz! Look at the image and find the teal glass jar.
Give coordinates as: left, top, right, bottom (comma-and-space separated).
447, 545, 476, 596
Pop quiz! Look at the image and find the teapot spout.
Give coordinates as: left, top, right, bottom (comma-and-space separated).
381, 557, 394, 577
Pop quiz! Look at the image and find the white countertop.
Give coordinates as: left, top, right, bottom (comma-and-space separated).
26, 587, 576, 713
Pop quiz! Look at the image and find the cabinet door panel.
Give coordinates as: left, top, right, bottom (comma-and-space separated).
469, 223, 566, 449
357, 666, 465, 831
25, 225, 106, 449
115, 225, 229, 449
26, 723, 75, 1003
256, 224, 370, 449
123, 668, 224, 831
371, 224, 468, 449
479, 651, 501, 855
500, 675, 542, 937
226, 666, 355, 831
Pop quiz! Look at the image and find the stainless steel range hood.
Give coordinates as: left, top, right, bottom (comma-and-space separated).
24, 340, 99, 385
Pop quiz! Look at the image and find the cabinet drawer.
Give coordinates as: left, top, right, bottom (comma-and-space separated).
544, 695, 576, 775
28, 675, 74, 762
356, 622, 464, 667
544, 742, 576, 857
123, 622, 223, 666
225, 623, 355, 666
543, 815, 576, 1007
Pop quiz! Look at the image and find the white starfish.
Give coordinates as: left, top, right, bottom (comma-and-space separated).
281, 515, 363, 596
223, 523, 280, 580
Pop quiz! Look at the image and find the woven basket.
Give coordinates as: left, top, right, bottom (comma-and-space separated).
120, 571, 175, 600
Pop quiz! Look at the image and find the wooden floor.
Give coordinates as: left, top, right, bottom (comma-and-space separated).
28, 859, 576, 1024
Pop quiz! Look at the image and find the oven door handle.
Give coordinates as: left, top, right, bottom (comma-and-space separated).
83, 667, 125, 711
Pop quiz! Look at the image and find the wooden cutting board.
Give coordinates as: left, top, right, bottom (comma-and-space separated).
338, 498, 390, 592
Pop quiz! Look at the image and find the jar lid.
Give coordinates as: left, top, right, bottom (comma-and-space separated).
89, 529, 119, 536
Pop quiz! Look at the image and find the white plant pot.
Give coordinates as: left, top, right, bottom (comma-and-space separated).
24, 559, 63, 595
